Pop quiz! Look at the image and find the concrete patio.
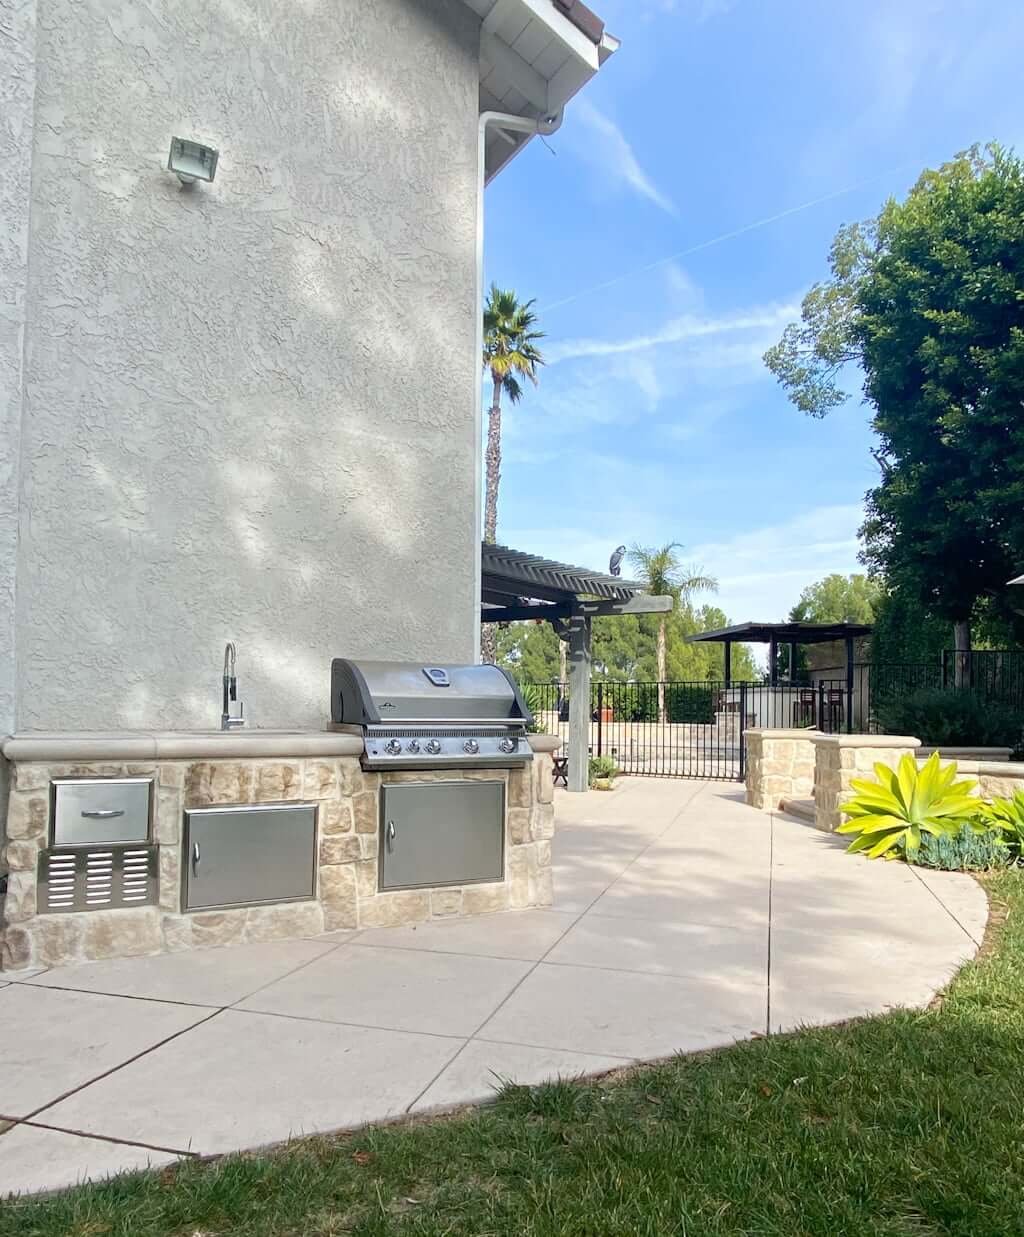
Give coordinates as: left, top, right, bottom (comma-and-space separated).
0, 779, 987, 1198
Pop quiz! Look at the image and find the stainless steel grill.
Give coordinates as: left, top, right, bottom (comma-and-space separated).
331, 659, 534, 771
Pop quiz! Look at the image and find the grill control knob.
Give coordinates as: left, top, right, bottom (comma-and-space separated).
406, 739, 421, 754
463, 739, 480, 754
425, 739, 442, 755
384, 739, 403, 756
498, 737, 518, 754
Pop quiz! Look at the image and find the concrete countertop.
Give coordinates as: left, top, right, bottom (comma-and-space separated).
1, 730, 364, 762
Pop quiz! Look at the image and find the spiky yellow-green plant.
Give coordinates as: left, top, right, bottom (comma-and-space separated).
837, 752, 979, 860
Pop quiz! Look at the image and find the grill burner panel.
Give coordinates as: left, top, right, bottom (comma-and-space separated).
332, 659, 534, 771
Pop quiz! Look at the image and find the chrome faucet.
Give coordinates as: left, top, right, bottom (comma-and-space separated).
221, 642, 245, 730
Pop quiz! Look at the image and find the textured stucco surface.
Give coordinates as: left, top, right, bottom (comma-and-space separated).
12, 0, 480, 731
0, 0, 36, 743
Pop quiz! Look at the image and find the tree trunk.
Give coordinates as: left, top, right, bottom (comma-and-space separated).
479, 377, 503, 665
952, 619, 971, 688
657, 617, 667, 724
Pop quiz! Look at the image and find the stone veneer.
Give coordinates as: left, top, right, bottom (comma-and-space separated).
1, 743, 556, 972
812, 733, 920, 833
744, 729, 817, 811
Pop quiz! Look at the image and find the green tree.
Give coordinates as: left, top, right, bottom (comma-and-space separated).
627, 543, 717, 720
479, 285, 545, 665
765, 146, 1024, 674
779, 573, 882, 679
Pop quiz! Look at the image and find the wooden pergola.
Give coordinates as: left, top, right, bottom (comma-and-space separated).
480, 544, 672, 791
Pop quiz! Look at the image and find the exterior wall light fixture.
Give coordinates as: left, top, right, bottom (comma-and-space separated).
168, 137, 218, 186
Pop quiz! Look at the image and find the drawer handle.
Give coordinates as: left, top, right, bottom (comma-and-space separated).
81, 809, 125, 819
386, 819, 396, 851
192, 841, 201, 876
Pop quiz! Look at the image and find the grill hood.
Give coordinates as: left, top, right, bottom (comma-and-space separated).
331, 660, 534, 727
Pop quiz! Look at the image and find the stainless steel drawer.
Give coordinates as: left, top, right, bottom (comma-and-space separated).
52, 778, 153, 847
183, 803, 318, 912
379, 781, 504, 891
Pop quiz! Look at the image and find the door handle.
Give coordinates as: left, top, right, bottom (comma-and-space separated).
386, 819, 396, 851
81, 809, 125, 819
191, 841, 201, 876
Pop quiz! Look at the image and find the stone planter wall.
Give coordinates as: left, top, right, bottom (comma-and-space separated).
744, 729, 818, 810
1, 750, 555, 972
812, 734, 920, 833
917, 746, 1012, 763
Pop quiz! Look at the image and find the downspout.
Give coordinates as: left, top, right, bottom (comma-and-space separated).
472, 109, 564, 662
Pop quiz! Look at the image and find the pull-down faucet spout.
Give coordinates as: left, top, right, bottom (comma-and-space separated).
221, 642, 244, 730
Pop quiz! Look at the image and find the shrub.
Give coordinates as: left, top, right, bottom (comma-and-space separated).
873, 686, 1023, 748
837, 752, 979, 860
909, 824, 1011, 871
981, 789, 1024, 856
588, 755, 618, 786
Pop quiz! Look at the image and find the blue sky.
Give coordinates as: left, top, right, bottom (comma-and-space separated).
484, 0, 1024, 627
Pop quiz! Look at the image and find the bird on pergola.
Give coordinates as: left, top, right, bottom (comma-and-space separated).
608, 545, 627, 577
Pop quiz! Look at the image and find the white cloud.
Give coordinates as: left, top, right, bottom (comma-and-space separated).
690, 504, 866, 624
571, 99, 677, 216
546, 301, 799, 364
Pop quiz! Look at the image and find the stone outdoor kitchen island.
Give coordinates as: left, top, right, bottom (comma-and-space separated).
0, 731, 557, 972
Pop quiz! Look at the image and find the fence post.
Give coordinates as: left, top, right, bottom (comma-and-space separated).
596, 681, 604, 758
818, 680, 826, 732
738, 682, 747, 780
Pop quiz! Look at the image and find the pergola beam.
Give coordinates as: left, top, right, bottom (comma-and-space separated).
576, 594, 672, 617
480, 602, 573, 623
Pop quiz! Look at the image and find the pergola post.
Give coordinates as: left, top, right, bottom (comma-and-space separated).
769, 634, 778, 687
566, 604, 591, 793
788, 641, 798, 683
845, 634, 855, 734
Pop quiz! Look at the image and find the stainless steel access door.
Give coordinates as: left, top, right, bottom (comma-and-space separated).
379, 781, 504, 890
183, 803, 317, 911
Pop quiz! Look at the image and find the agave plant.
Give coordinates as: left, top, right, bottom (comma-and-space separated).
981, 789, 1024, 855
837, 752, 980, 860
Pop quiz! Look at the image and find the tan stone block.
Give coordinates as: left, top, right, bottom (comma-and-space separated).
82, 909, 162, 960
354, 859, 378, 898
6, 793, 47, 840
358, 889, 430, 928
359, 833, 378, 860
1, 926, 34, 970
532, 802, 555, 840
3, 870, 36, 922
431, 888, 463, 918
4, 837, 43, 870
536, 839, 552, 869
255, 762, 302, 802
353, 791, 378, 834
190, 910, 247, 948
321, 800, 354, 835
303, 760, 341, 800
159, 763, 186, 789
339, 760, 373, 796
509, 847, 535, 909
508, 807, 532, 845
245, 901, 324, 942
159, 847, 181, 912
508, 768, 531, 809
320, 836, 361, 865
534, 758, 554, 804
531, 864, 554, 907
462, 882, 510, 915
155, 789, 182, 845
126, 763, 157, 776
320, 864, 358, 930
185, 762, 253, 807
13, 763, 49, 792
161, 915, 193, 952
29, 915, 86, 967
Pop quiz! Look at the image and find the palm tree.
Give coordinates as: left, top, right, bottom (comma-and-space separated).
480, 284, 545, 663
628, 543, 718, 722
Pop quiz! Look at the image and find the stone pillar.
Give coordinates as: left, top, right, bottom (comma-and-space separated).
812, 733, 920, 833
745, 728, 818, 811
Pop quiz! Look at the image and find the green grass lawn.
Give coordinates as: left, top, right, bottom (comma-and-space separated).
6, 871, 1024, 1237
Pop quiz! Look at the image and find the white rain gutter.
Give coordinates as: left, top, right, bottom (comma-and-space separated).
472, 108, 563, 661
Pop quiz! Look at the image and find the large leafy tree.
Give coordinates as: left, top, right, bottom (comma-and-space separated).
480, 284, 544, 663
781, 573, 882, 679
765, 146, 1024, 667
627, 543, 717, 720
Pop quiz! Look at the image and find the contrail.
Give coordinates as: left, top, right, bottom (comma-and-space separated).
539, 162, 921, 315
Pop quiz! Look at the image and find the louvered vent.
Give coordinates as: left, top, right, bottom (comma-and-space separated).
37, 846, 159, 914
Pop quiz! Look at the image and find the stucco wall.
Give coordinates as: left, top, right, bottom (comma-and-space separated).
9, 0, 480, 731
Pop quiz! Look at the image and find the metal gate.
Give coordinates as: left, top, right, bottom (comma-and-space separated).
528, 680, 768, 781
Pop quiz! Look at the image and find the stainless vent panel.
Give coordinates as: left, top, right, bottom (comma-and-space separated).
37, 845, 159, 914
